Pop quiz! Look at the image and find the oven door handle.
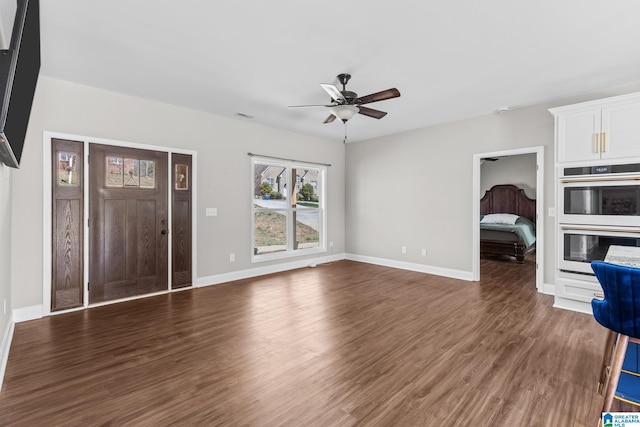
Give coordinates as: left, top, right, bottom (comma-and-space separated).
561, 175, 640, 184
561, 225, 640, 233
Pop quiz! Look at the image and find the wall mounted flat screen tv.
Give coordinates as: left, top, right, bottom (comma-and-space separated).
0, 0, 40, 169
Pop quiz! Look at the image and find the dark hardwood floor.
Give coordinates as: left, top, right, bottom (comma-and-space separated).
0, 257, 628, 425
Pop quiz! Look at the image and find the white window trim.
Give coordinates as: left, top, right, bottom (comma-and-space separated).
251, 156, 327, 263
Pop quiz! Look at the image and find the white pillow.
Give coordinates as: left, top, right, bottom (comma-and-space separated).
480, 213, 519, 225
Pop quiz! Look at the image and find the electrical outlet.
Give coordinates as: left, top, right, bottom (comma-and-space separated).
421, 248, 427, 256
329, 241, 334, 249
401, 246, 407, 254
229, 253, 235, 262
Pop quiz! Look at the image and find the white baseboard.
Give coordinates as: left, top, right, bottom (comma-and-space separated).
0, 316, 15, 392
553, 296, 593, 315
12, 305, 43, 323
542, 283, 556, 296
345, 253, 474, 281
196, 253, 346, 287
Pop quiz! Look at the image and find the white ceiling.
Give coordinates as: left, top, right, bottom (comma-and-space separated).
40, 0, 640, 143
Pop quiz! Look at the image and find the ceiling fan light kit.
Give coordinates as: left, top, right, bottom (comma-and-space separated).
330, 104, 359, 122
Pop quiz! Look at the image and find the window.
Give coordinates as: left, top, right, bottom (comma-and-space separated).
174, 163, 188, 190
105, 156, 155, 189
57, 151, 79, 186
252, 158, 325, 261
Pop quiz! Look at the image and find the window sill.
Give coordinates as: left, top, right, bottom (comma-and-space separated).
252, 246, 326, 263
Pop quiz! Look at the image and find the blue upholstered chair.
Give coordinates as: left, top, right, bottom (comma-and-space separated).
591, 260, 640, 412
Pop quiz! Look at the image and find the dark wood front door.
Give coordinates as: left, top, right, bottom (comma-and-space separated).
51, 138, 84, 311
171, 153, 192, 288
89, 144, 168, 303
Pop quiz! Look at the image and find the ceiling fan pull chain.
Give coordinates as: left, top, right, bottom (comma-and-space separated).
343, 122, 348, 144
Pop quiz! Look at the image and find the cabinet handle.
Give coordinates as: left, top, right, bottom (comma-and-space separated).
561, 174, 640, 183
595, 133, 600, 153
602, 132, 607, 152
561, 224, 640, 233
594, 292, 604, 298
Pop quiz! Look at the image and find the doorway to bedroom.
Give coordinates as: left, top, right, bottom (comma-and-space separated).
472, 146, 544, 293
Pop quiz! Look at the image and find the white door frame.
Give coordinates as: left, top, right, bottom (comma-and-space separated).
472, 146, 544, 291
42, 131, 198, 316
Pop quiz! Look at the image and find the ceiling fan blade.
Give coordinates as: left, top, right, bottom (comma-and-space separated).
320, 84, 346, 103
357, 106, 387, 119
356, 88, 401, 105
323, 114, 337, 124
288, 104, 334, 108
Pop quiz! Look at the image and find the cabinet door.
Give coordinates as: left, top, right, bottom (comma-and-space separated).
556, 109, 602, 163
601, 103, 640, 160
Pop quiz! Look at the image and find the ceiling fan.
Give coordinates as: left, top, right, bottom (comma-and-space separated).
289, 73, 401, 124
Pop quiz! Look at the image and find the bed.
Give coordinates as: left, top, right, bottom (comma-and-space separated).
480, 184, 536, 264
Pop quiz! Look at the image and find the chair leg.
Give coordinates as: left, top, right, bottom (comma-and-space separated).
598, 330, 618, 394
603, 334, 629, 412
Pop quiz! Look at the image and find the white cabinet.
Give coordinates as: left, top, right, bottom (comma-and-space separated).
555, 109, 601, 163
550, 91, 640, 314
602, 103, 640, 160
551, 92, 640, 164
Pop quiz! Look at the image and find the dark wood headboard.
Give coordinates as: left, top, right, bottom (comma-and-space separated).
480, 184, 536, 223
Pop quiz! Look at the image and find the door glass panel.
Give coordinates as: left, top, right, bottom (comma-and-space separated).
124, 158, 140, 187
140, 160, 155, 189
175, 164, 188, 190
57, 151, 79, 186
564, 233, 640, 263
105, 156, 124, 187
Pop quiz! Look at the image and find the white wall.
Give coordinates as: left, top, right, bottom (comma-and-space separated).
346, 105, 553, 275
346, 84, 640, 285
0, 163, 11, 340
11, 76, 346, 310
480, 153, 537, 199
0, 0, 16, 49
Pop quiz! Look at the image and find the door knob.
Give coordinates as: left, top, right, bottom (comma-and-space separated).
161, 229, 169, 235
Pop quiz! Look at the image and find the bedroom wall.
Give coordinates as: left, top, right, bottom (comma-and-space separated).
10, 76, 346, 311
480, 153, 537, 199
345, 84, 640, 287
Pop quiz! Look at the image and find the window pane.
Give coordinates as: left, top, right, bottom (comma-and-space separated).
294, 210, 320, 250
57, 152, 79, 186
124, 158, 140, 187
254, 210, 288, 255
106, 156, 124, 187
254, 163, 287, 207
140, 160, 156, 189
294, 168, 321, 209
174, 163, 188, 190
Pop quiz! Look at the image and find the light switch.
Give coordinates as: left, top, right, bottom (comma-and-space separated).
206, 208, 218, 217
548, 207, 555, 217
